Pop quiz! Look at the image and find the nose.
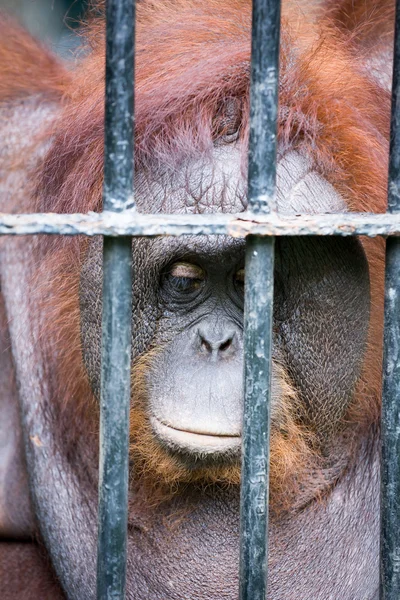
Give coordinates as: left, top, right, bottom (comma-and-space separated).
197, 324, 237, 360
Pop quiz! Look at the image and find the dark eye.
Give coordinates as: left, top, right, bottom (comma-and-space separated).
213, 97, 241, 144
164, 262, 205, 294
235, 268, 245, 290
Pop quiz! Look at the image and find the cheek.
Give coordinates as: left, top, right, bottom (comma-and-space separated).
79, 238, 103, 399
274, 236, 370, 436
79, 237, 161, 399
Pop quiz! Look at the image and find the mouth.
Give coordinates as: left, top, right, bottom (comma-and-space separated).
150, 416, 242, 457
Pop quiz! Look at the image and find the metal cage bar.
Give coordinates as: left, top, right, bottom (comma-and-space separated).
2, 0, 400, 598
381, 1, 400, 598
239, 1, 280, 599
3, 210, 400, 237
97, 0, 135, 598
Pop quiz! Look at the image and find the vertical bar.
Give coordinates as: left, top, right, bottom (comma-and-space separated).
97, 0, 135, 598
240, 236, 275, 600
239, 1, 281, 599
381, 1, 400, 598
246, 0, 280, 216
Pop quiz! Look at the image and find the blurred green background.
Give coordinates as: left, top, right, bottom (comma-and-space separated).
0, 0, 88, 55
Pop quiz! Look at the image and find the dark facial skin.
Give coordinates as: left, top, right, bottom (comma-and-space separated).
80, 151, 370, 476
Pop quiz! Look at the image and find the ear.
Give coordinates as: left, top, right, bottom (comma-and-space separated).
323, 0, 395, 90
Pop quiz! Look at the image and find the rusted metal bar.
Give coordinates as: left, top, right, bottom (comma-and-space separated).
0, 211, 399, 237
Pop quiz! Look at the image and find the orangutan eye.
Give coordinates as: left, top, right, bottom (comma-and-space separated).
165, 262, 205, 293
234, 268, 245, 293
235, 268, 245, 285
213, 97, 241, 144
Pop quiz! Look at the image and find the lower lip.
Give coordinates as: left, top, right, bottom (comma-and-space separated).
150, 417, 242, 454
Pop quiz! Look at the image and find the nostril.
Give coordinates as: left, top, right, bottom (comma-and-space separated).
197, 327, 236, 356
200, 337, 213, 353
219, 337, 232, 352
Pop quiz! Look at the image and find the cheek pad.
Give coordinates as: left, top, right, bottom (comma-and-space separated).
79, 237, 160, 399
274, 236, 370, 436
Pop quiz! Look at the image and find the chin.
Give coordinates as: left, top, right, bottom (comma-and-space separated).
130, 408, 241, 490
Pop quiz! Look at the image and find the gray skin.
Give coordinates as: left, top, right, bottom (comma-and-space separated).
0, 101, 378, 599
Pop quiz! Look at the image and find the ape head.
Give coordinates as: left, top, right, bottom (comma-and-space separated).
78, 176, 371, 497
25, 0, 388, 512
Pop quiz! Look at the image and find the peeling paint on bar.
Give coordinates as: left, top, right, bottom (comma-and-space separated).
1, 211, 400, 237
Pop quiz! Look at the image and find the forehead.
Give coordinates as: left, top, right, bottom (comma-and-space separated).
135, 145, 247, 215
135, 147, 347, 217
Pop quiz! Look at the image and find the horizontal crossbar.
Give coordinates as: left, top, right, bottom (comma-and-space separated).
2, 210, 400, 237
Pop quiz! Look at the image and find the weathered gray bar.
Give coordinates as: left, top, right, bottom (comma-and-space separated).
239, 0, 281, 598
381, 239, 400, 600
240, 236, 275, 600
97, 0, 135, 598
380, 1, 400, 598
1, 211, 400, 237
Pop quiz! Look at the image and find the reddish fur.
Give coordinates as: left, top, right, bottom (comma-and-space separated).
0, 16, 68, 103
33, 1, 391, 216
325, 0, 395, 43
0, 0, 393, 511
